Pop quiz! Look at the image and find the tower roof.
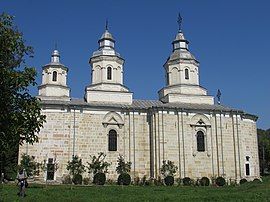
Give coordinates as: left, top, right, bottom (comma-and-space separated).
92, 26, 121, 58
43, 49, 68, 69
99, 30, 115, 43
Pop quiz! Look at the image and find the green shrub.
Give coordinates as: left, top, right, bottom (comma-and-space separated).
93, 172, 106, 185
200, 177, 210, 186
116, 155, 131, 175
117, 173, 131, 185
215, 177, 226, 186
240, 178, 248, 185
253, 178, 261, 183
83, 177, 90, 185
133, 177, 140, 186
154, 176, 163, 186
106, 179, 116, 185
62, 175, 72, 184
183, 177, 191, 186
160, 160, 178, 177
87, 153, 111, 175
19, 153, 40, 177
66, 155, 85, 183
140, 175, 147, 186
164, 176, 174, 186
72, 174, 82, 185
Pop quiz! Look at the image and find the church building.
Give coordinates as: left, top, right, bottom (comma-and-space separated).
19, 18, 259, 183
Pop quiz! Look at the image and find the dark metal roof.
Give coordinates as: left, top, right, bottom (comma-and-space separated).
40, 98, 257, 120
41, 98, 237, 112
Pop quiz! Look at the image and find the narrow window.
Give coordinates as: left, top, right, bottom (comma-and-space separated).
52, 71, 57, 81
185, 68, 189, 80
107, 67, 112, 80
197, 131, 205, 152
166, 72, 169, 85
108, 129, 117, 151
46, 158, 55, 180
245, 163, 250, 176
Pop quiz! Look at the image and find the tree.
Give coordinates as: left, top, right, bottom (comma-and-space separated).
87, 152, 111, 175
66, 155, 85, 184
19, 153, 40, 177
116, 155, 132, 185
160, 160, 178, 177
116, 155, 131, 175
0, 13, 46, 179
258, 128, 270, 175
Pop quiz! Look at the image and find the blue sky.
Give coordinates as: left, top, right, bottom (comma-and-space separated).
1, 0, 269, 129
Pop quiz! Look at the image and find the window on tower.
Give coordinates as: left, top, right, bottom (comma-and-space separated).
52, 71, 57, 81
107, 67, 112, 80
197, 131, 205, 152
185, 68, 189, 80
108, 129, 117, 151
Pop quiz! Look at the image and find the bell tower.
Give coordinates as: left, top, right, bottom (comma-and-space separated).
159, 14, 214, 105
38, 49, 70, 101
85, 23, 133, 104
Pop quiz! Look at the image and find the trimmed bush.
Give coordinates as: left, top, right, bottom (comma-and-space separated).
253, 178, 261, 183
83, 177, 90, 185
117, 173, 131, 185
164, 176, 174, 186
200, 177, 210, 186
133, 177, 140, 186
93, 172, 106, 185
215, 177, 226, 186
154, 176, 163, 186
62, 175, 72, 184
240, 178, 248, 185
183, 177, 192, 186
72, 174, 82, 185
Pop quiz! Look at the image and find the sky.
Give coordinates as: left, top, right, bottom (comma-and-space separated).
1, 0, 269, 129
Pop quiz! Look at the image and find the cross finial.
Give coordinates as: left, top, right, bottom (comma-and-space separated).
177, 13, 183, 31
54, 42, 57, 50
105, 19, 108, 31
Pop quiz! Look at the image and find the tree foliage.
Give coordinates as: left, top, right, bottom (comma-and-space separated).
116, 155, 131, 175
19, 153, 40, 177
87, 152, 111, 175
160, 160, 178, 177
66, 155, 85, 177
258, 128, 270, 174
0, 13, 46, 178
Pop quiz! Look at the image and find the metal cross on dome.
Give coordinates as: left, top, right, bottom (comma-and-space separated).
177, 13, 183, 31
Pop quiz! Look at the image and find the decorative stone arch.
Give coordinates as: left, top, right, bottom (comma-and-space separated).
182, 66, 191, 80
190, 113, 211, 157
102, 111, 124, 129
190, 113, 211, 127
93, 65, 101, 82
171, 67, 179, 84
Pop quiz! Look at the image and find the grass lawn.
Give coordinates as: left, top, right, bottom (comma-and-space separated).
0, 177, 270, 202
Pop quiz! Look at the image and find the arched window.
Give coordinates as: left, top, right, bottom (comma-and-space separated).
166, 72, 169, 85
197, 131, 205, 152
108, 129, 117, 151
52, 71, 57, 81
107, 67, 112, 80
185, 68, 189, 80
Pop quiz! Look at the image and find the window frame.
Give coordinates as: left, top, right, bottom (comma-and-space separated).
185, 68, 189, 80
108, 129, 117, 151
52, 71, 57, 81
107, 66, 112, 80
196, 131, 205, 152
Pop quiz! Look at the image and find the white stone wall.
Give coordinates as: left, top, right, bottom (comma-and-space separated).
19, 107, 259, 182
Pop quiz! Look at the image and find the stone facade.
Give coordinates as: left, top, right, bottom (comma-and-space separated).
19, 20, 259, 183
20, 105, 259, 182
